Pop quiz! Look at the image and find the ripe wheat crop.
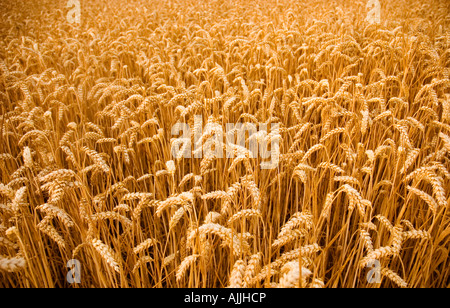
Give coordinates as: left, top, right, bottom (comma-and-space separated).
0, 0, 449, 288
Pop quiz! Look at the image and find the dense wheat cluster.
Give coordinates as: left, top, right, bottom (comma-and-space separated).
0, 0, 449, 288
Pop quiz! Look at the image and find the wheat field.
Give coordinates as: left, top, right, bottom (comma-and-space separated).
0, 0, 449, 288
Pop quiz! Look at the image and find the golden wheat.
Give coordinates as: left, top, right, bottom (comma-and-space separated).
0, 0, 448, 289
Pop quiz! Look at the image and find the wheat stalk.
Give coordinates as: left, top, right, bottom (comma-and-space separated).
90, 238, 120, 273
176, 254, 199, 283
